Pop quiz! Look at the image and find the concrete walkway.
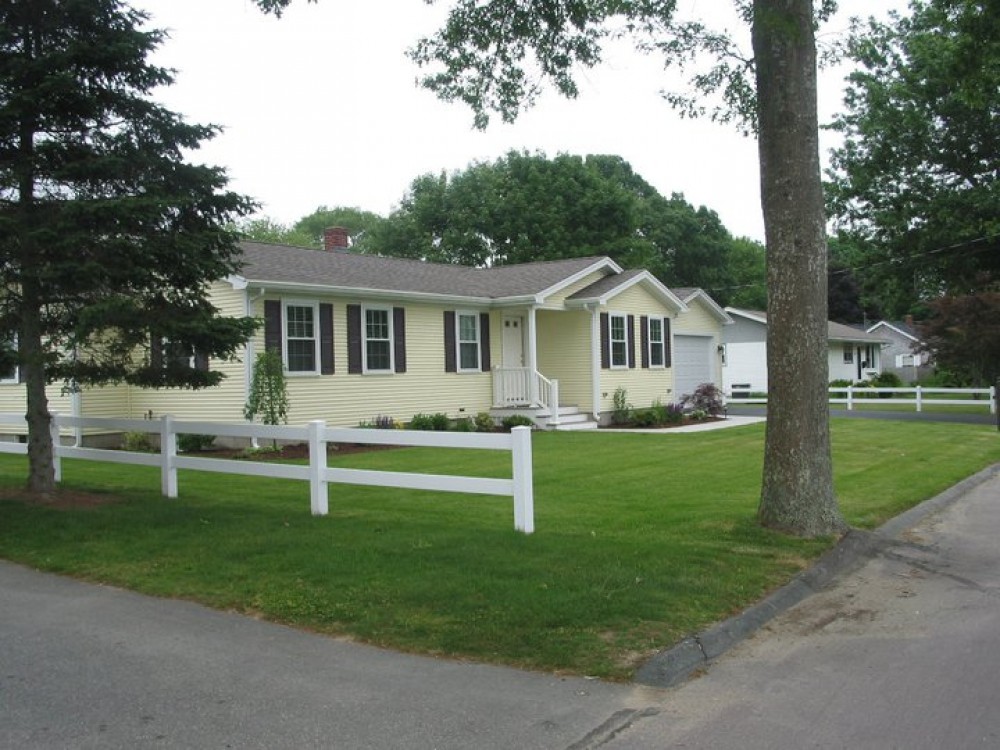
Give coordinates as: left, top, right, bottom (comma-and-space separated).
3, 466, 1000, 748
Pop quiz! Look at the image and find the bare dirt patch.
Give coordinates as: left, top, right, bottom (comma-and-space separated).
0, 487, 121, 510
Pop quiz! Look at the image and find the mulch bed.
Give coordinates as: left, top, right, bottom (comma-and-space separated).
599, 416, 727, 430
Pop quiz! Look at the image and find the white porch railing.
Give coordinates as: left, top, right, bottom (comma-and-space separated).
0, 414, 536, 533
492, 367, 560, 426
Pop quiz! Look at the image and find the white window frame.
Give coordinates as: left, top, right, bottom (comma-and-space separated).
0, 336, 17, 385
282, 300, 320, 376
610, 312, 628, 369
363, 305, 394, 374
648, 316, 666, 369
843, 344, 854, 364
456, 311, 481, 373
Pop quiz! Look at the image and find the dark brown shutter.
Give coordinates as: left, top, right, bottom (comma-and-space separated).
443, 311, 457, 373
663, 318, 672, 368
194, 350, 210, 372
319, 303, 334, 375
264, 300, 282, 353
479, 312, 491, 371
150, 335, 163, 370
641, 315, 649, 369
627, 315, 636, 369
600, 312, 610, 369
393, 307, 406, 373
347, 304, 362, 374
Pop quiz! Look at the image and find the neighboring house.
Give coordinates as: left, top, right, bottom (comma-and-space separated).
722, 308, 889, 393
669, 288, 733, 400
0, 232, 731, 437
866, 319, 932, 382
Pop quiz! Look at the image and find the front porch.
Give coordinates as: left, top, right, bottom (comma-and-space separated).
490, 366, 597, 430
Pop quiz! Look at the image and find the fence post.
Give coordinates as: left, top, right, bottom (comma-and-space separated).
991, 383, 997, 418
846, 386, 853, 411
916, 385, 923, 413
511, 426, 534, 534
161, 415, 177, 498
308, 420, 328, 516
50, 412, 62, 483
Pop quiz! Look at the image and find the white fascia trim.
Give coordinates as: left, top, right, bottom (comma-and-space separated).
565, 271, 688, 312
866, 321, 919, 342
724, 307, 768, 325
227, 274, 249, 291
242, 280, 494, 307
679, 289, 733, 324
533, 258, 622, 303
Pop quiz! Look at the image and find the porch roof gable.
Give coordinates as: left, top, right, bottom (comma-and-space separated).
564, 269, 688, 312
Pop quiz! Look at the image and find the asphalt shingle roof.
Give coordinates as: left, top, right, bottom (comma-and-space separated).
236, 242, 610, 300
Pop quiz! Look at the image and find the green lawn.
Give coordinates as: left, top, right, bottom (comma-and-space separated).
0, 419, 996, 679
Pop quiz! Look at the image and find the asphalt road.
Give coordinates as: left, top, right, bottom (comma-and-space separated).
3, 467, 1000, 749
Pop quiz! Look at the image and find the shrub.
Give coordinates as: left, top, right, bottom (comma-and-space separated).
872, 371, 903, 398
681, 383, 725, 416
360, 415, 398, 429
664, 402, 685, 424
501, 415, 535, 431
632, 408, 659, 427
690, 408, 709, 421
453, 417, 474, 432
611, 386, 632, 425
177, 433, 215, 453
409, 412, 450, 431
829, 378, 853, 388
122, 431, 154, 452
473, 411, 496, 432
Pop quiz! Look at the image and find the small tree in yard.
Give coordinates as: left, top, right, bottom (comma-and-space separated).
244, 350, 289, 448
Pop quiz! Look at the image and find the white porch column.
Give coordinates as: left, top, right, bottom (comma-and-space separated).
527, 306, 539, 406
589, 304, 601, 421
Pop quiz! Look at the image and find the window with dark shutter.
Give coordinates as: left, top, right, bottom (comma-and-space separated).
443, 311, 457, 373
319, 303, 334, 375
393, 307, 406, 373
479, 312, 491, 371
663, 318, 672, 367
264, 300, 282, 353
627, 315, 636, 369
347, 304, 362, 374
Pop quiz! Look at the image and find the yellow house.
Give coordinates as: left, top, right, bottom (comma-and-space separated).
0, 238, 731, 438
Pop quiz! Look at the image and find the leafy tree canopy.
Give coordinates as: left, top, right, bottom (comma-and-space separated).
2, 0, 257, 493
364, 151, 739, 299
917, 284, 1000, 387
827, 0, 1000, 316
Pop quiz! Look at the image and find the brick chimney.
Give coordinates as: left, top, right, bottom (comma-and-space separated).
323, 226, 350, 251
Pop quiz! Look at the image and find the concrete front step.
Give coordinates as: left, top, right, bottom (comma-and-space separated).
550, 419, 599, 431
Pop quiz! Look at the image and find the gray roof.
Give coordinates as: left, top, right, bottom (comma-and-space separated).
235, 242, 611, 300
670, 287, 699, 300
728, 308, 888, 343
566, 269, 647, 301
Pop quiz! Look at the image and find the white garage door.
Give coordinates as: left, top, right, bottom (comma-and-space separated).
674, 335, 714, 401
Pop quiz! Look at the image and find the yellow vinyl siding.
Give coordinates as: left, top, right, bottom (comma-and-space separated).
252, 297, 494, 427
536, 310, 593, 410
0, 383, 74, 438
598, 284, 677, 412
127, 283, 249, 422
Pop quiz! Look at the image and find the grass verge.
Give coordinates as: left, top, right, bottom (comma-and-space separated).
0, 419, 996, 679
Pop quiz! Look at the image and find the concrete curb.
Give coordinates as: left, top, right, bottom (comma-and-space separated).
634, 463, 1000, 689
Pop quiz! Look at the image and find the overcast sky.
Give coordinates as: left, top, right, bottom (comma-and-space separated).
136, 0, 907, 243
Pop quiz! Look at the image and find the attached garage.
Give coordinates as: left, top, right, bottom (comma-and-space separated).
673, 335, 715, 401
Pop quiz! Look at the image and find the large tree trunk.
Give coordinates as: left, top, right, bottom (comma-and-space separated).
753, 0, 846, 536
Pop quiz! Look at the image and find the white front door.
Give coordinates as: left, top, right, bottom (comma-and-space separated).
502, 316, 525, 368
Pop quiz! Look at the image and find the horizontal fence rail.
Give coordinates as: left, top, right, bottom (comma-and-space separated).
725, 386, 996, 414
0, 414, 535, 533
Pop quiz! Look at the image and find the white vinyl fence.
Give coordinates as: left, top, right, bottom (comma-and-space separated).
726, 386, 996, 414
0, 415, 535, 534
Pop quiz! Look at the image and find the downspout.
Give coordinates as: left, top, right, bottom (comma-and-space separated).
588, 304, 601, 421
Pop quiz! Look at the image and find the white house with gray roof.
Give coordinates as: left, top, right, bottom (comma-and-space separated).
722, 308, 890, 394
0, 234, 732, 434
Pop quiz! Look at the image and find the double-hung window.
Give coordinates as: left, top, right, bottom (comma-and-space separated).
284, 301, 319, 374
843, 344, 854, 364
610, 313, 628, 368
648, 317, 665, 368
457, 312, 480, 372
364, 306, 393, 373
